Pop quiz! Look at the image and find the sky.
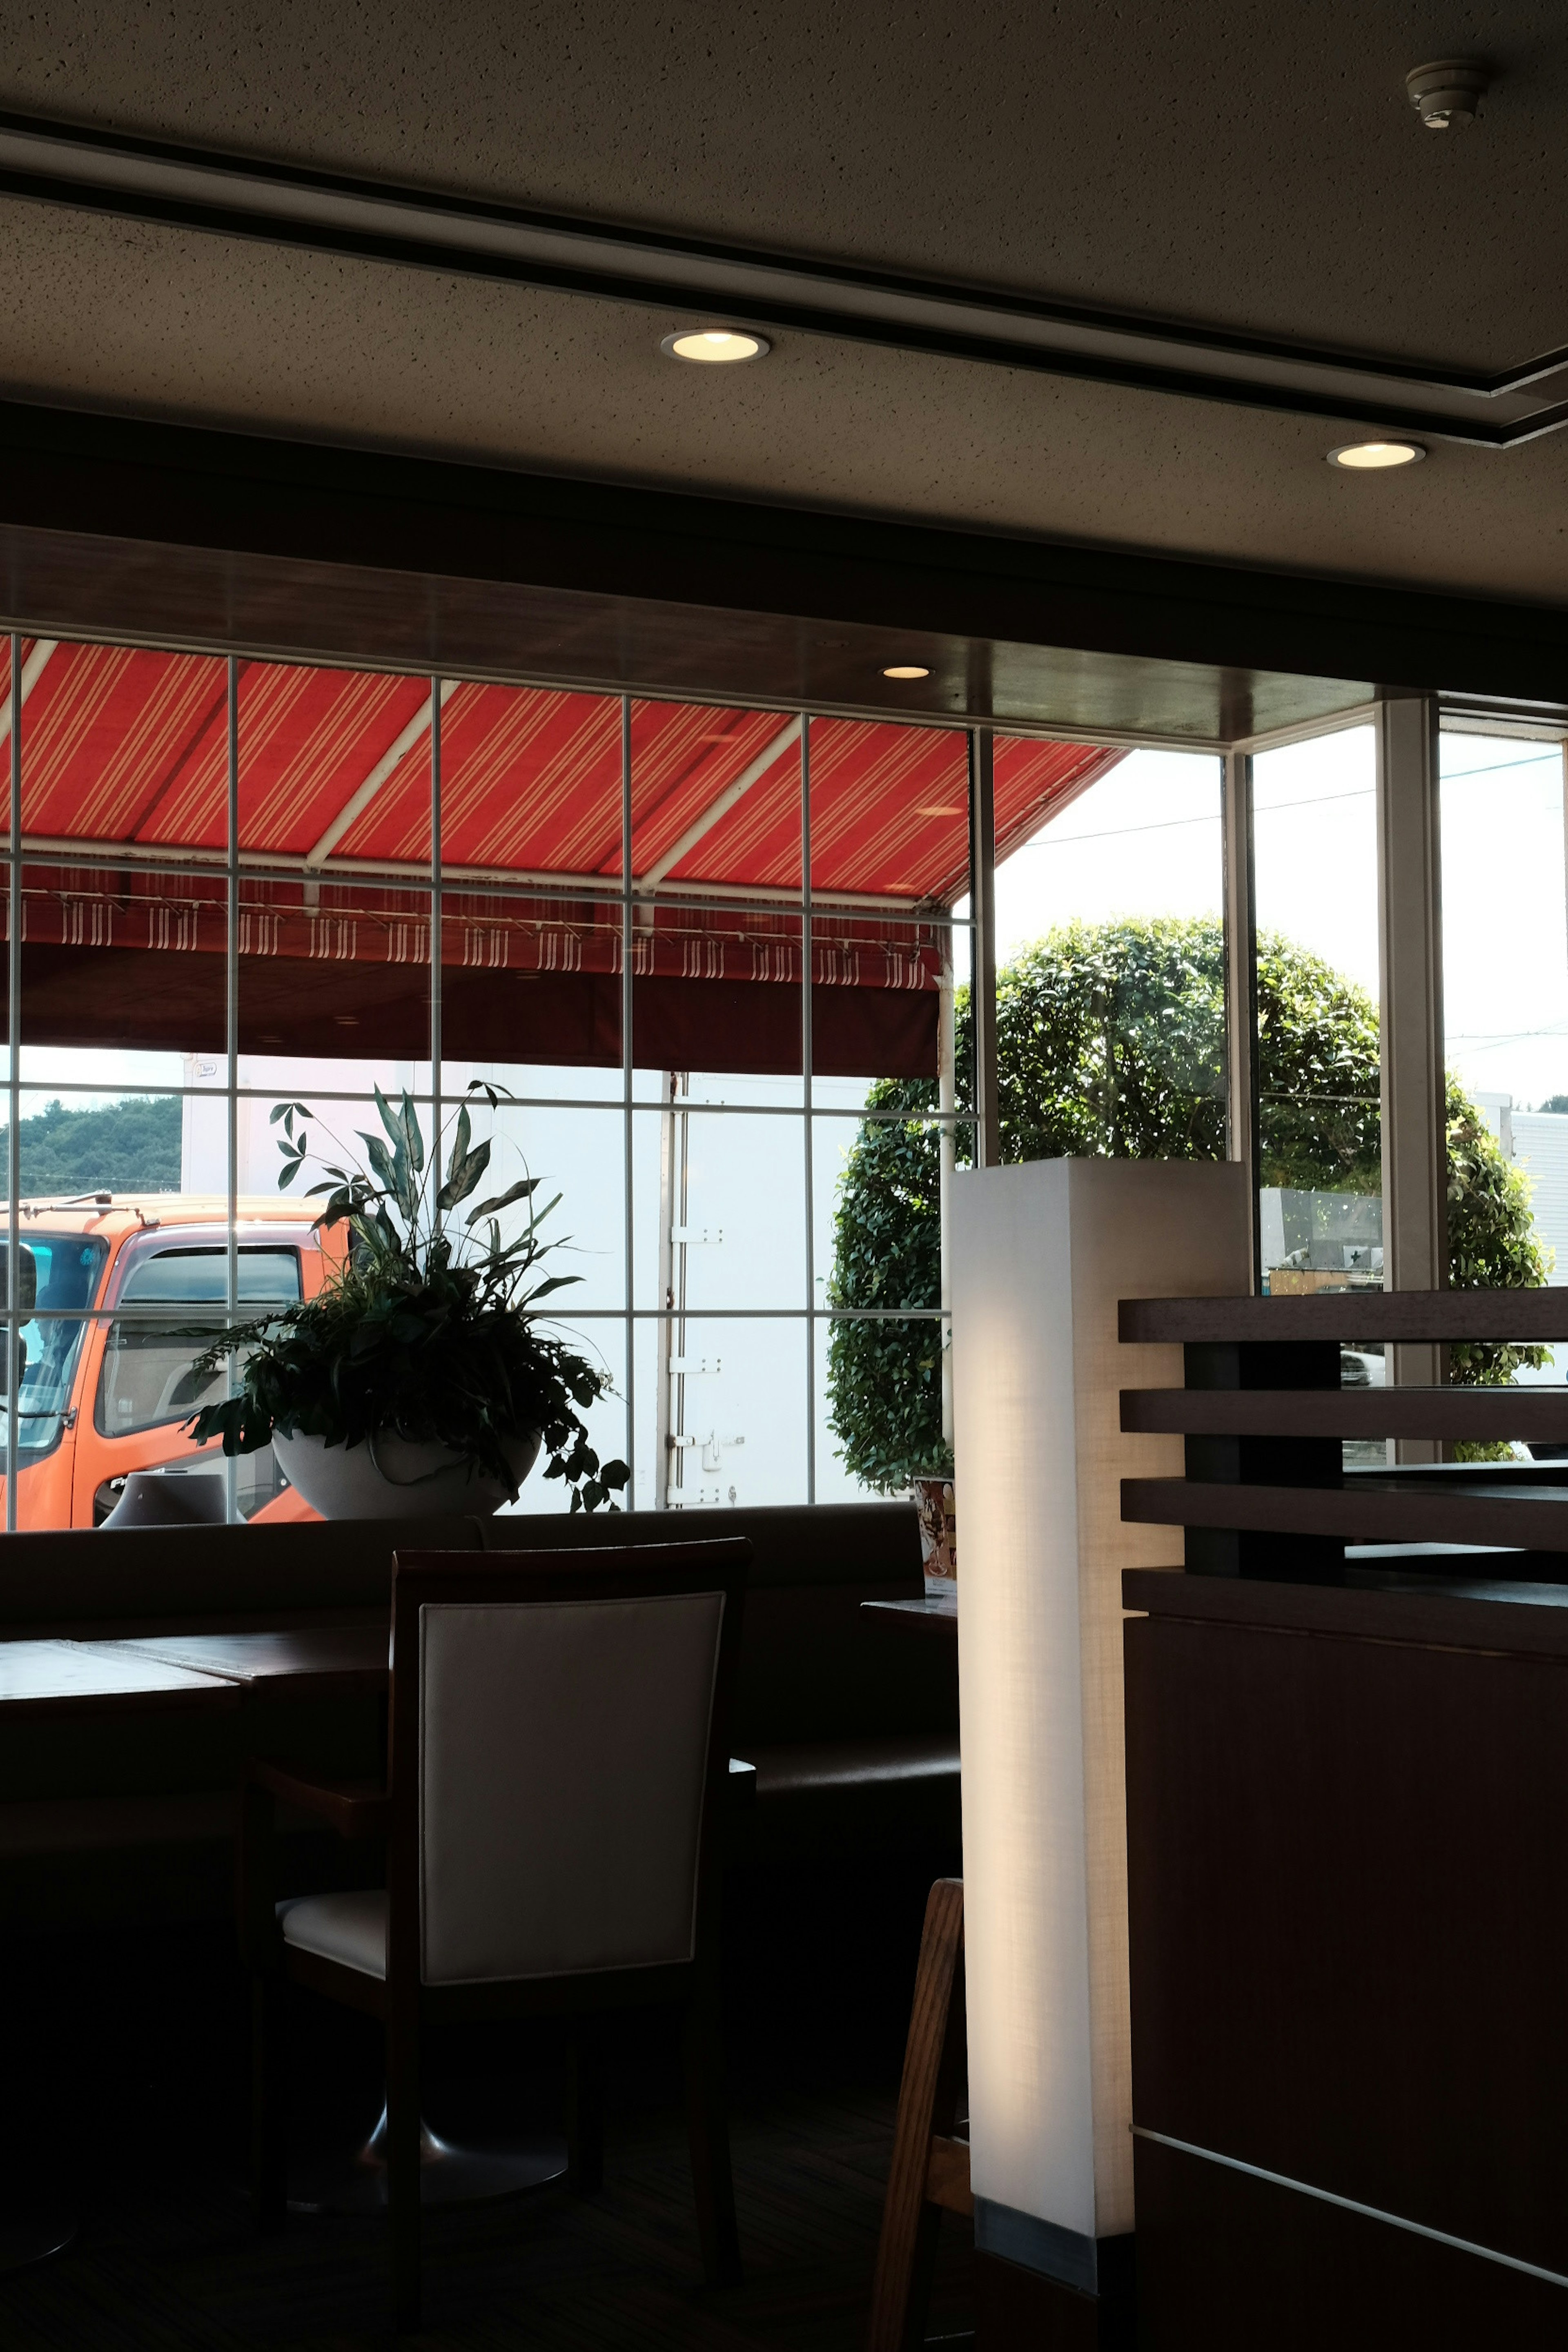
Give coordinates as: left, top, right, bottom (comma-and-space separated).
984, 726, 1568, 1114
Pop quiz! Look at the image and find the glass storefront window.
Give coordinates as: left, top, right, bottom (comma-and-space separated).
0, 639, 1185, 1531
1250, 727, 1383, 1298
981, 746, 1226, 1163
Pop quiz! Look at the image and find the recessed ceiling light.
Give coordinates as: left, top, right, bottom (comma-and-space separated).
661, 329, 769, 363
1327, 441, 1426, 470
883, 664, 931, 680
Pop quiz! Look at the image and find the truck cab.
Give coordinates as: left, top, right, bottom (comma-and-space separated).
0, 1197, 339, 1527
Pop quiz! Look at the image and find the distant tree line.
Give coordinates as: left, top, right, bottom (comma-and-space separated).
0, 1095, 182, 1197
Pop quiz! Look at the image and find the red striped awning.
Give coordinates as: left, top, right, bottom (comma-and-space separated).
2, 641, 1123, 1074
6, 641, 1119, 893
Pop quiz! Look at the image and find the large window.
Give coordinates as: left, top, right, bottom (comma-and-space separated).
1250, 727, 1383, 1295
1439, 729, 1568, 1422
985, 746, 1227, 1162
2, 641, 1145, 1528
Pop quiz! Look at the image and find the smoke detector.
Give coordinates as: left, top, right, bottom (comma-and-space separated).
1406, 59, 1490, 130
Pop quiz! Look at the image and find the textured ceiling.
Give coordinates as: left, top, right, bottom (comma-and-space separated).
4, 2, 1568, 605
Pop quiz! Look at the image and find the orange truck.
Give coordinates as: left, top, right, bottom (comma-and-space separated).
0, 1196, 342, 1528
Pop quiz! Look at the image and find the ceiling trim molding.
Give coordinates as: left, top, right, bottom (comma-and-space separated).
1, 397, 1567, 716
2, 110, 1566, 450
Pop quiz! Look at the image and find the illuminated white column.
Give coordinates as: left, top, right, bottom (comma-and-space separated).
952, 1157, 1250, 2290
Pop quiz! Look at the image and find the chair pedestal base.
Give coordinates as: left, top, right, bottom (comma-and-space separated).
0, 2206, 76, 2273
288, 2105, 567, 2214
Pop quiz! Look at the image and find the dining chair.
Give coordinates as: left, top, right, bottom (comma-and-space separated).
238, 1536, 751, 2333
866, 1877, 969, 2352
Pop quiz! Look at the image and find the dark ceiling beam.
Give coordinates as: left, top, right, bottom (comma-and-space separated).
0, 397, 1563, 717
2, 111, 1567, 449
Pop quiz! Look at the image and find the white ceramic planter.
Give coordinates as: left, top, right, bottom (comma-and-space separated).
274, 1427, 542, 1520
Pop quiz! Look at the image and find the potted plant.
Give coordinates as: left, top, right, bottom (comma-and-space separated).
185, 1085, 629, 1519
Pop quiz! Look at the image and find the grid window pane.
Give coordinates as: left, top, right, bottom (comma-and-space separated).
443, 684, 621, 883
19, 862, 225, 1085
1439, 731, 1566, 1413
0, 647, 1149, 1539
436, 1086, 627, 1317
808, 717, 969, 906
16, 646, 228, 1086
815, 1312, 950, 1508
633, 1105, 806, 1317
631, 900, 803, 1091
20, 642, 227, 853
3, 1084, 185, 1198
238, 661, 433, 866
442, 887, 622, 1082
986, 746, 1226, 1164
1440, 734, 1568, 1115
634, 1313, 808, 1512
1252, 727, 1382, 1292
815, 1106, 967, 1323
490, 1320, 628, 1519
238, 875, 430, 1064
631, 702, 801, 895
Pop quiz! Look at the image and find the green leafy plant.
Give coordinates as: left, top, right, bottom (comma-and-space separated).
826, 917, 1549, 1489
185, 1085, 629, 1511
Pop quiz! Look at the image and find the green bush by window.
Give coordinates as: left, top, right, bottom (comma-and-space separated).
826, 917, 1546, 1489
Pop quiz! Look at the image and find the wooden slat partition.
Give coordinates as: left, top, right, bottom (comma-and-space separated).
1120, 1290, 1568, 1344
1122, 1387, 1568, 1443
1118, 1286, 1568, 1579
1124, 1474, 1568, 1551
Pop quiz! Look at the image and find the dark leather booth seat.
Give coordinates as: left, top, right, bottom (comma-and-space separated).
0, 1502, 958, 1907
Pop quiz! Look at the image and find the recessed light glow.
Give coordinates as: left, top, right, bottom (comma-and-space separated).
883, 664, 931, 680
1327, 440, 1426, 470
662, 329, 769, 363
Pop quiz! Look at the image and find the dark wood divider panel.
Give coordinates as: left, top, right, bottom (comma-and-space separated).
1120, 1290, 1568, 2344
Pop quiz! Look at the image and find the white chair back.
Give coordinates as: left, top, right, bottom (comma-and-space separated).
416, 1589, 725, 1986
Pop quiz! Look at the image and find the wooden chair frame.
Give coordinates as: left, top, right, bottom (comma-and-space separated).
238, 1537, 752, 2334
866, 1877, 970, 2352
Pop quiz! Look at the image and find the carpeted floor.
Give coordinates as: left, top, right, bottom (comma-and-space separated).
0, 1855, 973, 2349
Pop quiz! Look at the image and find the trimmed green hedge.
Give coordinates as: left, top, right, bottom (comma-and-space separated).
826, 918, 1546, 1488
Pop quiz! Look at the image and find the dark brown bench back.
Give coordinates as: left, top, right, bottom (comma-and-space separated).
0, 1515, 484, 1638
481, 1502, 952, 1745
0, 1500, 952, 1746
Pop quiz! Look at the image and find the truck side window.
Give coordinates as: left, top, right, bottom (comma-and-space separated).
95, 1247, 301, 1440
14, 1236, 109, 1462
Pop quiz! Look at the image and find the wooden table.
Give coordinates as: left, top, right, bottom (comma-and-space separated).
0, 1627, 396, 2244
862, 1591, 958, 1639
0, 1623, 753, 2223
0, 1638, 241, 1715
108, 1625, 391, 1698
0, 1635, 252, 2270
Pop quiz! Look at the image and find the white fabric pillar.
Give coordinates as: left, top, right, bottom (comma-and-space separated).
951, 1157, 1250, 2286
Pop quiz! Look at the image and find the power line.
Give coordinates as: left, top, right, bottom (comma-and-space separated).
1008, 784, 1373, 855
1442, 749, 1562, 781
1008, 748, 1561, 862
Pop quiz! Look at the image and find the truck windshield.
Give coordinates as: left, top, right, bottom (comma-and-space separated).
10, 1234, 109, 1461
97, 1245, 302, 1440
